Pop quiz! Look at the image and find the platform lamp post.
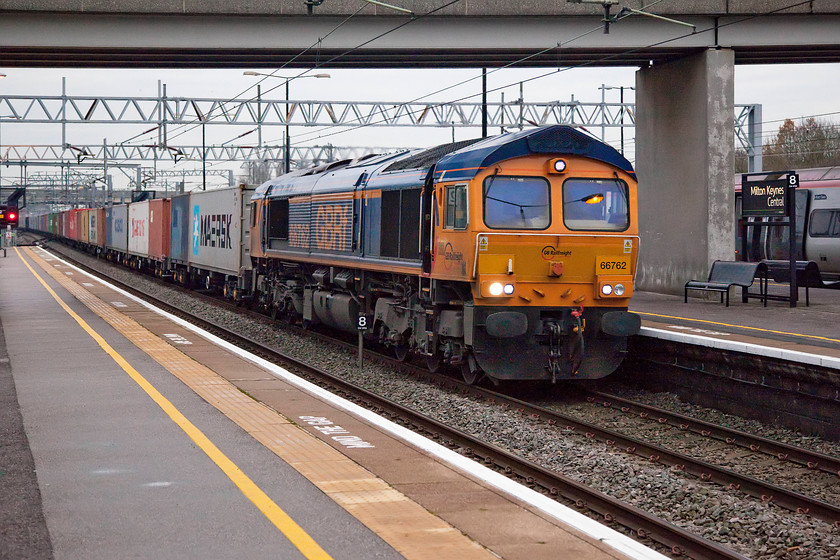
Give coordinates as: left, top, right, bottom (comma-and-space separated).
243, 72, 330, 173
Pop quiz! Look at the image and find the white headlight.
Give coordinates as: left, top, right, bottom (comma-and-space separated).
503, 283, 515, 295
553, 159, 567, 172
601, 284, 613, 296
614, 283, 625, 296
489, 282, 504, 296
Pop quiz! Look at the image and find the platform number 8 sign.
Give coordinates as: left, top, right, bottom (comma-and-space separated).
358, 314, 369, 331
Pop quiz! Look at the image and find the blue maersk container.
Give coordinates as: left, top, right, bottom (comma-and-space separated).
170, 193, 191, 265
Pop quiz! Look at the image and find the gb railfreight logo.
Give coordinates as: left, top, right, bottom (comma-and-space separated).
442, 242, 464, 270
541, 246, 572, 260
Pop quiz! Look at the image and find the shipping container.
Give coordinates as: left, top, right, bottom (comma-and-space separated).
148, 198, 171, 261
89, 208, 106, 248
169, 194, 191, 265
79, 209, 90, 244
107, 204, 129, 253
128, 200, 150, 257
67, 209, 80, 241
186, 185, 254, 276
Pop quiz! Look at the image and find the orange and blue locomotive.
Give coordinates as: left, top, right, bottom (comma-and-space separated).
249, 125, 640, 383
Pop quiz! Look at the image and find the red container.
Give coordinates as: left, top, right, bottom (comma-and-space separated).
149, 198, 171, 261
67, 209, 80, 241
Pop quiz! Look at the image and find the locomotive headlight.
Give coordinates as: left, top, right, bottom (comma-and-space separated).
548, 158, 568, 174
601, 284, 613, 296
614, 283, 626, 296
482, 276, 518, 298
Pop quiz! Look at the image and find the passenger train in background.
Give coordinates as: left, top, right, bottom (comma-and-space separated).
736, 166, 840, 278
27, 125, 642, 384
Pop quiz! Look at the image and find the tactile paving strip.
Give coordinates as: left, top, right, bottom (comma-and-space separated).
26, 247, 494, 560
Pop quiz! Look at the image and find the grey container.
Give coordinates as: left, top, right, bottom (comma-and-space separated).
186, 185, 254, 276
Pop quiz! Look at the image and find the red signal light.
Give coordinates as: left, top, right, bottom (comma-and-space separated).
8, 212, 15, 221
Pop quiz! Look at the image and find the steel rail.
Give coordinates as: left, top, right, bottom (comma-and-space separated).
43, 241, 752, 560
460, 385, 840, 527
587, 389, 840, 478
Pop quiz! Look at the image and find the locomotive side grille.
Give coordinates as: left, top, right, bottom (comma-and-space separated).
288, 199, 311, 250
310, 199, 353, 253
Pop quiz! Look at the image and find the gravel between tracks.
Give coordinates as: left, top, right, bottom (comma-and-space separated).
51, 243, 840, 560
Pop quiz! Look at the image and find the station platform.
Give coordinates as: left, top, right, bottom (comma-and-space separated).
0, 244, 663, 560
634, 283, 840, 369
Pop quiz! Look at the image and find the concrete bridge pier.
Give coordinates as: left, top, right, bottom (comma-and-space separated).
635, 49, 736, 294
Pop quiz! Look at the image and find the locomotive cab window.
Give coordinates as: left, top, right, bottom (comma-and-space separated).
267, 198, 290, 249
483, 176, 550, 230
562, 178, 629, 231
444, 184, 468, 230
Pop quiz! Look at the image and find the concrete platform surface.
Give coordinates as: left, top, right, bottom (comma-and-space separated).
0, 244, 664, 560
633, 284, 840, 363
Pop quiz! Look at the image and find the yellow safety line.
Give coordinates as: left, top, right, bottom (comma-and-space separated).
15, 248, 333, 560
633, 310, 840, 345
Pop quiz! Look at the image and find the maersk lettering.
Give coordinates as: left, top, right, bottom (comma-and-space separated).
199, 213, 233, 249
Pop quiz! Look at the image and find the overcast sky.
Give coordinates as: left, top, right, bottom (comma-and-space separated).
2, 62, 839, 190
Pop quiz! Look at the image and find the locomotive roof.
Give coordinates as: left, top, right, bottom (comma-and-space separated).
253, 126, 635, 200
252, 151, 413, 200
382, 139, 484, 173
433, 125, 636, 182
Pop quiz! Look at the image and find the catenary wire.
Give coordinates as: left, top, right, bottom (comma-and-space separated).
285, 0, 818, 147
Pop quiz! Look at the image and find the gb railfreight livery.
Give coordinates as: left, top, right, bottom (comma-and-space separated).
28, 126, 642, 384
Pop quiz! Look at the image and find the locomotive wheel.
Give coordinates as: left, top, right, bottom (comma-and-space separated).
205, 275, 212, 290
394, 345, 410, 362
425, 354, 442, 373
461, 361, 480, 385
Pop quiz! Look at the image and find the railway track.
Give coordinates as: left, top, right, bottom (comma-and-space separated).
39, 241, 753, 560
581, 390, 840, 479
472, 387, 840, 526
38, 239, 840, 559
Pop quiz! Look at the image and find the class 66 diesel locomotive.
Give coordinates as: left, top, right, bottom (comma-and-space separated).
250, 125, 641, 384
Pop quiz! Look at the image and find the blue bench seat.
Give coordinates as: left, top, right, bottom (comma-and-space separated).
684, 260, 767, 307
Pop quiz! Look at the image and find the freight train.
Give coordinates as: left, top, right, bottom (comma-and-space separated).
736, 166, 840, 277
27, 125, 641, 384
